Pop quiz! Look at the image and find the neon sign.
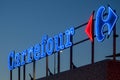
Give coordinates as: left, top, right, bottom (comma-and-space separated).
8, 27, 75, 70
95, 6, 118, 42
85, 12, 94, 42
8, 6, 118, 70
85, 6, 118, 42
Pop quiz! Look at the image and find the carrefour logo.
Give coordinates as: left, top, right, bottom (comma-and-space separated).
85, 6, 118, 42
8, 6, 118, 70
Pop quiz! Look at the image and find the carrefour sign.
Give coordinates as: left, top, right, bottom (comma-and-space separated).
8, 27, 75, 70
8, 6, 118, 70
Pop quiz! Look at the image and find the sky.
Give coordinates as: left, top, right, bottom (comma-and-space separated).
0, 0, 120, 80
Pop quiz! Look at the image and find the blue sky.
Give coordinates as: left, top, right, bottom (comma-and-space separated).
0, 0, 120, 80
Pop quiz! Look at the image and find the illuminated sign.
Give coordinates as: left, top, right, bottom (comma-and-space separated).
85, 6, 118, 42
85, 12, 94, 42
95, 6, 118, 42
8, 6, 118, 70
8, 27, 75, 70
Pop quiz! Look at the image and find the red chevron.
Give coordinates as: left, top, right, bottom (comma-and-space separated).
85, 13, 94, 42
